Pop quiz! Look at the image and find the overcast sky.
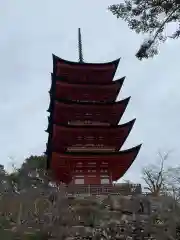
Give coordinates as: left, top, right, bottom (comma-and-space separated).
0, 0, 180, 183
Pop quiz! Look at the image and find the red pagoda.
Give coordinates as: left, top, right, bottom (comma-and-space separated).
45, 29, 141, 185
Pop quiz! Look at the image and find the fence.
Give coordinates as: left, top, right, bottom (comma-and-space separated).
64, 183, 142, 196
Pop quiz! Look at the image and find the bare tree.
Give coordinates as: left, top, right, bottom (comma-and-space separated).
165, 166, 180, 201
142, 150, 173, 196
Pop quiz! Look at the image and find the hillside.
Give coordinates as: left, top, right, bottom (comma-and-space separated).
0, 186, 179, 239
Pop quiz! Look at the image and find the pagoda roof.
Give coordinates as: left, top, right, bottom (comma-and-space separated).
49, 76, 125, 103
53, 54, 120, 84
46, 119, 135, 152
48, 97, 130, 126
50, 73, 125, 85
49, 144, 142, 182
47, 118, 135, 131
53, 54, 120, 68
48, 96, 130, 107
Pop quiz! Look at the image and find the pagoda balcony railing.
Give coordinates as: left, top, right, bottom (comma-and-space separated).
74, 100, 107, 103
67, 145, 116, 152
63, 183, 142, 196
68, 120, 110, 126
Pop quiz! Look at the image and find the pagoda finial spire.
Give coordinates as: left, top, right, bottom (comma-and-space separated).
78, 28, 84, 63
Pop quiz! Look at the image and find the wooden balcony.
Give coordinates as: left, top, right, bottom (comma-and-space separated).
67, 145, 116, 152
68, 120, 110, 126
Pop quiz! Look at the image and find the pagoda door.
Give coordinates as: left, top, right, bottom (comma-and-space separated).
74, 178, 84, 184
100, 174, 111, 184
74, 175, 85, 184
84, 175, 100, 184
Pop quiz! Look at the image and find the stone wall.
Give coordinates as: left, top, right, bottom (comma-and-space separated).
0, 188, 179, 239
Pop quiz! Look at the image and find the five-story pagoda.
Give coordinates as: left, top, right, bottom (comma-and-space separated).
45, 29, 141, 185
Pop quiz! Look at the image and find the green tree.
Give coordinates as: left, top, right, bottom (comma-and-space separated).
7, 155, 53, 193
109, 0, 180, 60
0, 164, 12, 194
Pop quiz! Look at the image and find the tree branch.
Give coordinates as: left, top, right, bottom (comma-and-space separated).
137, 4, 180, 58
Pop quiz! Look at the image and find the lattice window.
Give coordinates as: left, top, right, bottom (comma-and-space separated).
101, 178, 110, 184
102, 162, 108, 165
85, 113, 92, 116
75, 169, 83, 173
77, 136, 83, 140
101, 175, 109, 178
85, 136, 94, 141
88, 162, 96, 165
75, 178, 84, 184
77, 162, 82, 165
87, 169, 96, 173
84, 120, 91, 124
